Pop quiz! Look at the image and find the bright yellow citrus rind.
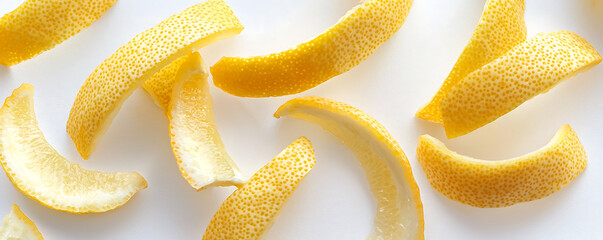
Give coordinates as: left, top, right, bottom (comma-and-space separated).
275, 96, 424, 240
143, 55, 190, 112
0, 204, 44, 240
67, 0, 244, 159
441, 31, 602, 138
0, 0, 117, 66
416, 0, 526, 122
202, 137, 315, 240
211, 0, 413, 97
0, 84, 147, 214
417, 124, 587, 208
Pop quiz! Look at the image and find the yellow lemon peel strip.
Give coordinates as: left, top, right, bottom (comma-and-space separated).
67, 0, 243, 159
168, 53, 247, 189
416, 0, 526, 122
441, 31, 602, 138
275, 97, 424, 240
0, 0, 117, 66
143, 55, 190, 112
0, 84, 147, 214
417, 124, 587, 208
202, 137, 315, 240
146, 52, 247, 190
211, 0, 414, 97
0, 204, 44, 240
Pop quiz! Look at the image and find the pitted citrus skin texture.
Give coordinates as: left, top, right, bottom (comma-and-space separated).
0, 204, 44, 240
416, 0, 526, 122
143, 55, 190, 112
0, 0, 116, 66
417, 125, 587, 208
67, 0, 243, 159
441, 31, 601, 138
202, 137, 315, 240
275, 97, 424, 240
146, 52, 247, 190
0, 84, 147, 214
415, 0, 601, 138
211, 0, 413, 97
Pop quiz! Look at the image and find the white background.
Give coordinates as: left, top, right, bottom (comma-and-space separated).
1, 0, 602, 239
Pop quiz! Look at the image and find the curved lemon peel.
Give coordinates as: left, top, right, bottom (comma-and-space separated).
441, 31, 601, 138
415, 0, 601, 138
0, 0, 117, 66
144, 52, 247, 190
143, 55, 190, 112
211, 0, 414, 97
67, 0, 244, 159
275, 97, 424, 240
0, 204, 44, 240
202, 137, 315, 240
416, 0, 527, 122
0, 84, 147, 214
417, 124, 587, 208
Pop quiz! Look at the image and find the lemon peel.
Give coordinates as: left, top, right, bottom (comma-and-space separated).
143, 55, 190, 112
0, 84, 147, 214
441, 31, 601, 138
417, 124, 587, 208
275, 97, 424, 239
0, 0, 117, 66
211, 0, 414, 97
0, 204, 44, 240
144, 52, 247, 190
416, 0, 526, 122
202, 137, 315, 240
415, 0, 601, 138
67, 0, 244, 159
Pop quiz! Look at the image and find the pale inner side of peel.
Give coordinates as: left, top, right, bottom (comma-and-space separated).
86, 28, 242, 156
0, 205, 41, 240
278, 107, 419, 240
421, 125, 570, 166
0, 87, 146, 213
168, 62, 247, 190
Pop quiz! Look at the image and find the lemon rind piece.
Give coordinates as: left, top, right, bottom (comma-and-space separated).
202, 137, 316, 240
416, 0, 526, 122
143, 55, 191, 112
0, 204, 44, 240
211, 0, 413, 97
441, 31, 602, 138
0, 84, 147, 214
166, 52, 247, 190
67, 0, 244, 159
0, 0, 117, 66
417, 124, 587, 208
275, 96, 424, 240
